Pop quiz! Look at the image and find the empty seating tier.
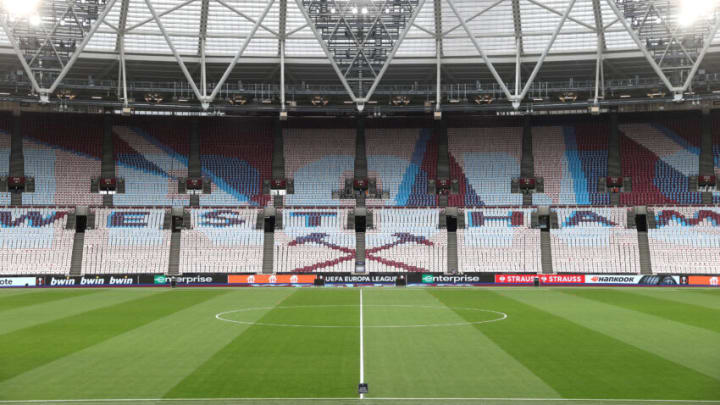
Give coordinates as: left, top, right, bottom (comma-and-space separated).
532, 124, 610, 206
274, 209, 355, 272
180, 209, 263, 273
448, 127, 523, 207
284, 128, 355, 207
551, 208, 640, 274
620, 121, 701, 205
22, 114, 103, 206
366, 128, 437, 207
649, 207, 720, 274
114, 123, 190, 206
82, 209, 170, 274
366, 209, 446, 272
0, 208, 74, 274
200, 121, 272, 207
458, 209, 540, 273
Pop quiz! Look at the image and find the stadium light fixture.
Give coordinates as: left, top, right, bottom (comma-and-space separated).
678, 0, 717, 27
2, 0, 40, 19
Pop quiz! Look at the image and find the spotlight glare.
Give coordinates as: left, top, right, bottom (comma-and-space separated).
2, 0, 40, 18
678, 0, 716, 27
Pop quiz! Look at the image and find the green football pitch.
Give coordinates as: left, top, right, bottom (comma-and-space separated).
0, 287, 719, 405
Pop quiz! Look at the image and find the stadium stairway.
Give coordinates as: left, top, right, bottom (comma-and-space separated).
102, 119, 115, 207
70, 233, 85, 276
355, 119, 367, 207
262, 231, 274, 274
437, 120, 449, 208
541, 231, 553, 274
521, 117, 534, 207
609, 112, 621, 206
356, 231, 365, 271
637, 232, 652, 275
188, 120, 201, 207
700, 109, 714, 204
447, 232, 458, 273
9, 113, 23, 205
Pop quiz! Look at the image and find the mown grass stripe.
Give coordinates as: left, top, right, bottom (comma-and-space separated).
620, 288, 720, 311
507, 289, 720, 381
0, 289, 102, 313
0, 289, 226, 384
165, 289, 360, 399
565, 289, 720, 334
0, 288, 162, 335
361, 288, 558, 399
429, 289, 720, 401
0, 289, 297, 401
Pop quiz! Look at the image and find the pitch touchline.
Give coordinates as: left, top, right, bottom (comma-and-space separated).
2, 398, 719, 403
215, 304, 508, 329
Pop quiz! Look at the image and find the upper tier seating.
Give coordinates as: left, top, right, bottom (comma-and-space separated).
532, 124, 610, 205
200, 121, 272, 207
274, 208, 355, 272
180, 209, 263, 273
22, 114, 103, 206
648, 207, 720, 274
284, 128, 355, 206
620, 121, 701, 205
0, 208, 74, 274
448, 127, 523, 206
366, 209, 446, 272
458, 209, 540, 273
114, 124, 190, 206
366, 128, 437, 207
82, 209, 170, 274
0, 128, 9, 205
551, 208, 640, 274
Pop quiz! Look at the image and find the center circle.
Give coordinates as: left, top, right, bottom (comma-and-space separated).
215, 305, 508, 328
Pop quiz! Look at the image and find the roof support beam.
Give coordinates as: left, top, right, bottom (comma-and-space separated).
127, 0, 198, 32
0, 17, 42, 94
199, 0, 210, 98
294, 0, 427, 111
45, 0, 120, 98
434, 0, 443, 111
115, 0, 130, 51
603, 0, 719, 100
591, 0, 606, 51
144, 0, 204, 104
444, 0, 513, 101
207, 0, 276, 104
279, 0, 287, 112
511, 0, 523, 55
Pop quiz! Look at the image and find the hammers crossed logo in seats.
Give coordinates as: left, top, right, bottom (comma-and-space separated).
288, 232, 434, 272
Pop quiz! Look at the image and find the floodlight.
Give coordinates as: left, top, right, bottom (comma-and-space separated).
2, 0, 39, 18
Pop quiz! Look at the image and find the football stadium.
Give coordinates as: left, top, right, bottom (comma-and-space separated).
0, 0, 719, 403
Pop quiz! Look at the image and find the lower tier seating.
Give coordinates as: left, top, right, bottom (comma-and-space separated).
458, 229, 540, 273
550, 229, 640, 274
180, 230, 263, 273
274, 231, 356, 273
82, 230, 171, 274
648, 229, 720, 274
0, 229, 74, 274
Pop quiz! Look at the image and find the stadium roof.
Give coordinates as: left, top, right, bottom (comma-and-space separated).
0, 0, 719, 111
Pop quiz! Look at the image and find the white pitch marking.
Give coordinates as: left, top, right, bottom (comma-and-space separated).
1, 397, 719, 404
359, 288, 365, 399
215, 305, 508, 329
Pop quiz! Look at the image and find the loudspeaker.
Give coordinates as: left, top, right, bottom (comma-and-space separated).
447, 215, 457, 232
264, 216, 275, 233
355, 215, 366, 232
